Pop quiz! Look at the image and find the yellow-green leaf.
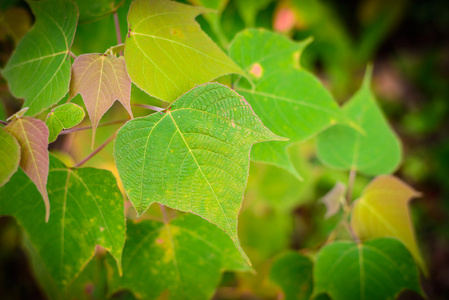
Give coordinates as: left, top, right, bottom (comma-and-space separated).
70, 53, 133, 142
350, 175, 427, 274
5, 117, 50, 221
0, 128, 20, 187
125, 0, 244, 102
45, 103, 85, 143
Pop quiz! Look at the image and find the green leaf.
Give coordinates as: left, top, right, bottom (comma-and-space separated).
5, 117, 50, 221
234, 0, 272, 27
114, 83, 283, 258
74, 0, 123, 23
270, 251, 313, 300
228, 29, 343, 178
0, 128, 20, 187
351, 175, 427, 274
70, 53, 133, 142
317, 66, 402, 175
113, 214, 250, 300
0, 155, 126, 290
45, 103, 85, 143
125, 0, 244, 102
314, 238, 423, 300
1, 0, 78, 116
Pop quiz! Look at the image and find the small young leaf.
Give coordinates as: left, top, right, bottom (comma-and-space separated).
229, 29, 343, 178
5, 117, 50, 221
270, 251, 313, 300
114, 83, 284, 258
314, 238, 423, 300
125, 0, 244, 102
112, 214, 250, 300
0, 155, 126, 290
320, 181, 346, 219
317, 66, 402, 175
70, 53, 133, 143
0, 128, 20, 187
1, 0, 78, 116
45, 103, 85, 143
351, 175, 426, 274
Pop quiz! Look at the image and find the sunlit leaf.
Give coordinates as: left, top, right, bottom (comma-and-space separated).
229, 29, 343, 177
314, 238, 423, 300
317, 66, 402, 175
45, 103, 85, 143
70, 53, 133, 142
0, 128, 20, 187
114, 83, 283, 258
270, 251, 313, 300
0, 155, 126, 290
5, 117, 50, 221
125, 0, 244, 102
111, 214, 249, 299
1, 0, 78, 116
351, 175, 426, 274
320, 181, 346, 219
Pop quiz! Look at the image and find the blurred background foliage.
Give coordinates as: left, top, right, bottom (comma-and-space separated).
0, 0, 448, 299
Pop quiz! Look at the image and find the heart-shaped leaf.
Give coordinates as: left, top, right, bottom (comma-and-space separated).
112, 214, 250, 300
351, 175, 426, 274
0, 128, 20, 187
317, 66, 402, 175
45, 103, 85, 143
125, 0, 244, 102
114, 83, 283, 258
0, 155, 126, 290
228, 29, 344, 178
314, 238, 423, 300
2, 0, 78, 116
5, 117, 50, 221
70, 53, 133, 143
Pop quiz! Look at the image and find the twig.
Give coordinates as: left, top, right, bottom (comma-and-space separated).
60, 119, 128, 135
346, 168, 356, 205
159, 204, 169, 224
113, 11, 123, 56
0, 120, 7, 126
74, 133, 115, 168
69, 51, 77, 60
132, 103, 165, 112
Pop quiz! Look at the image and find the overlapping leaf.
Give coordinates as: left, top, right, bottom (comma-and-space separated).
124, 0, 244, 102
70, 53, 133, 142
45, 103, 85, 143
75, 0, 123, 23
5, 117, 50, 221
314, 238, 422, 300
0, 155, 126, 290
317, 66, 402, 175
351, 175, 426, 273
114, 83, 283, 257
270, 251, 313, 300
228, 29, 344, 178
2, 0, 78, 116
0, 128, 20, 187
113, 214, 250, 300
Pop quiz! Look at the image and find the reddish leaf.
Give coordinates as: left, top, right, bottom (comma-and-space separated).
70, 54, 133, 143
5, 117, 50, 221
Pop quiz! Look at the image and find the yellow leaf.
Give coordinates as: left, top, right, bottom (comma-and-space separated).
350, 175, 427, 275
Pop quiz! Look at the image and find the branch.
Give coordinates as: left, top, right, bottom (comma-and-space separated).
0, 120, 7, 126
113, 11, 123, 56
132, 103, 165, 112
60, 119, 128, 135
74, 133, 116, 168
69, 51, 77, 60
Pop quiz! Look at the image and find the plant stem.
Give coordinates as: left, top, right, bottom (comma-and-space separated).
74, 133, 116, 168
69, 51, 77, 59
346, 168, 356, 205
60, 119, 128, 135
132, 103, 165, 112
159, 204, 169, 224
345, 167, 360, 243
113, 11, 123, 56
0, 120, 7, 126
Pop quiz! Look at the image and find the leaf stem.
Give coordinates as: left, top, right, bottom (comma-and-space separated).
113, 11, 123, 56
74, 133, 116, 168
60, 119, 128, 135
0, 120, 7, 126
69, 51, 77, 60
345, 167, 360, 243
159, 204, 169, 224
346, 168, 356, 205
131, 103, 165, 112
